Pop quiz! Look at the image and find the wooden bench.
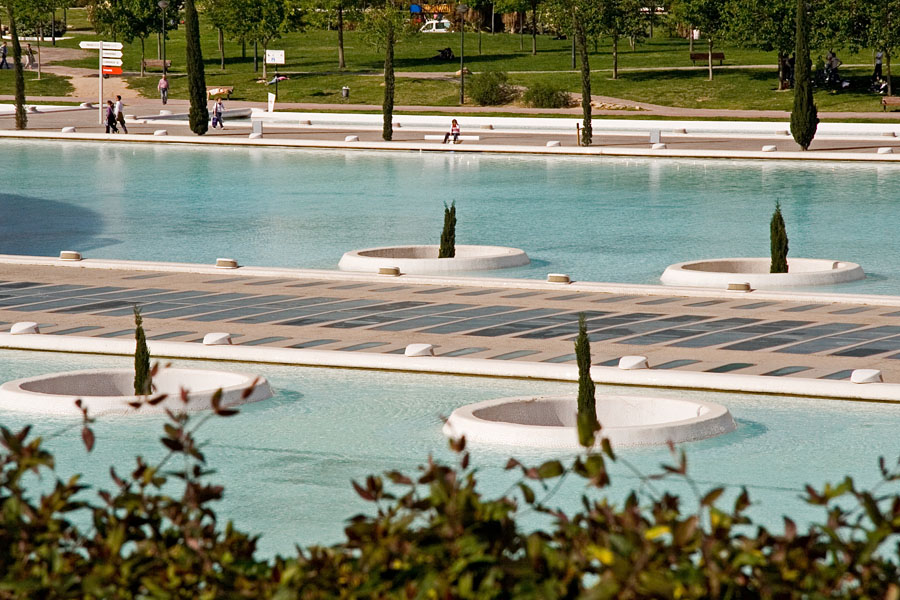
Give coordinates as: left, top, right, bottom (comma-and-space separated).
883, 96, 900, 111
690, 52, 725, 66
141, 59, 171, 71
206, 86, 234, 100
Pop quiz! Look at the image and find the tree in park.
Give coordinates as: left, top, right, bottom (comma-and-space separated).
790, 0, 817, 150
679, 0, 726, 80
596, 0, 646, 80
203, 0, 257, 70
133, 306, 152, 395
360, 0, 409, 141
861, 0, 900, 96
91, 0, 164, 77
4, 1, 27, 130
725, 0, 796, 90
575, 313, 600, 448
245, 0, 303, 80
438, 201, 456, 259
302, 0, 364, 69
184, 0, 208, 135
770, 202, 789, 274
15, 0, 60, 81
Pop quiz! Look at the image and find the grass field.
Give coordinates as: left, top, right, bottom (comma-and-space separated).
0, 70, 73, 97
42, 8, 892, 113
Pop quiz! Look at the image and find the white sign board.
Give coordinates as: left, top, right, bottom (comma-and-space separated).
79, 41, 102, 49
102, 41, 124, 50
265, 49, 285, 65
102, 50, 123, 58
267, 92, 276, 113
101, 58, 123, 67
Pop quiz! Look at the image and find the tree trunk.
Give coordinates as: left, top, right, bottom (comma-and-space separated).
888, 51, 893, 96
37, 27, 42, 80
254, 42, 258, 72
688, 24, 693, 52
241, 39, 245, 59
574, 3, 591, 146
491, 3, 494, 33
777, 51, 786, 90
51, 11, 56, 46
337, 1, 345, 69
184, 0, 209, 135
6, 4, 26, 130
382, 7, 395, 141
263, 43, 268, 79
707, 38, 713, 81
519, 12, 523, 50
218, 27, 224, 70
530, 0, 537, 55
612, 33, 618, 79
140, 37, 145, 77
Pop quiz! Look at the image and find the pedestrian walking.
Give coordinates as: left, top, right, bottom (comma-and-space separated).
211, 97, 225, 129
105, 100, 118, 134
158, 74, 169, 105
874, 51, 884, 81
114, 95, 128, 134
0, 42, 9, 70
25, 44, 35, 70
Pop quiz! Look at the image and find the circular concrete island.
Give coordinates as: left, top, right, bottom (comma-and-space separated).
0, 368, 273, 415
339, 245, 529, 275
443, 394, 736, 449
661, 258, 864, 289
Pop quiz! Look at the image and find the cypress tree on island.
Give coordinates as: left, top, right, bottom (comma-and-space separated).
133, 306, 152, 396
790, 0, 817, 150
575, 314, 599, 448
438, 201, 456, 259
6, 3, 26, 130
770, 202, 789, 274
184, 0, 209, 135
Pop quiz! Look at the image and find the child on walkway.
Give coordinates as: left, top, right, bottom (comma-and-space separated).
211, 98, 225, 129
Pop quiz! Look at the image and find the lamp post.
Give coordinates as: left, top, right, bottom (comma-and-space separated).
158, 0, 168, 75
457, 3, 468, 105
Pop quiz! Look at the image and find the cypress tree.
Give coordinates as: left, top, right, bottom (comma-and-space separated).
184, 0, 208, 135
790, 0, 817, 150
575, 313, 599, 448
133, 306, 152, 395
770, 202, 789, 273
6, 4, 26, 130
382, 0, 395, 141
573, 2, 591, 146
438, 201, 456, 258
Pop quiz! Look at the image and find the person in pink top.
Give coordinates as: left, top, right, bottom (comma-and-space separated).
158, 74, 169, 105
443, 118, 460, 144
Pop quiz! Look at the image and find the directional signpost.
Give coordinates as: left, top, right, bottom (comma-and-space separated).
79, 41, 124, 124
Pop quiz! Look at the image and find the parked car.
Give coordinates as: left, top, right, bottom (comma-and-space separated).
420, 19, 452, 33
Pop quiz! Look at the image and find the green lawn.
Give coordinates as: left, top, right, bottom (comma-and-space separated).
41, 11, 891, 113
0, 70, 73, 97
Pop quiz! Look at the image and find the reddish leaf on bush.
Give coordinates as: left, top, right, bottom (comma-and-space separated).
81, 427, 95, 453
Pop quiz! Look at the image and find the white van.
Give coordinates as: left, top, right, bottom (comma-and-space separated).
419, 20, 452, 33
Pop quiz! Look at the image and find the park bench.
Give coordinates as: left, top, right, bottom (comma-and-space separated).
882, 96, 900, 111
141, 59, 171, 71
206, 85, 234, 100
689, 52, 725, 65
424, 134, 480, 143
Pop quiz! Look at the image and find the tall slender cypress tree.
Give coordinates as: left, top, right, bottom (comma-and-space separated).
770, 202, 789, 274
184, 0, 208, 135
382, 0, 395, 141
133, 306, 152, 396
438, 201, 456, 258
575, 314, 599, 448
573, 1, 591, 146
6, 4, 26, 130
790, 0, 817, 150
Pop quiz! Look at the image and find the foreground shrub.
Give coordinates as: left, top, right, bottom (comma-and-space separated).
2, 388, 900, 597
523, 82, 572, 108
467, 70, 516, 106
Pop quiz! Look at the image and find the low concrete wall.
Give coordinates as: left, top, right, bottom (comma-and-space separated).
661, 258, 865, 289
442, 394, 736, 448
0, 368, 273, 415
338, 244, 530, 274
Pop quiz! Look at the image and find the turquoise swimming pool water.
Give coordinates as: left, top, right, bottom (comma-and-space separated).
2, 140, 900, 293
2, 350, 898, 557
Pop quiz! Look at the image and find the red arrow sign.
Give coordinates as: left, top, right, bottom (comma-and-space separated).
102, 66, 123, 75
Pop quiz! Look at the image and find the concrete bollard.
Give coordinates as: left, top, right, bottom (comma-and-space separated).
850, 369, 883, 384
59, 250, 82, 261
727, 282, 751, 291
249, 132, 263, 139
618, 356, 649, 370
61, 127, 76, 133
10, 322, 40, 335
153, 130, 168, 136
652, 143, 667, 150
215, 258, 239, 269
546, 141, 561, 147
203, 332, 232, 346
344, 135, 359, 142
404, 343, 435, 357
878, 147, 894, 154
761, 145, 777, 152
378, 266, 401, 276
547, 273, 570, 284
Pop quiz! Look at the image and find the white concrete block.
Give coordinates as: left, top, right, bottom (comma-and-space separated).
652, 143, 667, 150
10, 322, 39, 335
546, 140, 561, 147
344, 135, 359, 142
215, 258, 238, 269
878, 147, 893, 154
761, 145, 777, 152
378, 266, 401, 276
547, 273, 570, 283
404, 343, 435, 357
618, 355, 649, 370
851, 369, 883, 384
153, 129, 168, 136
159, 110, 172, 115
203, 332, 232, 346
649, 129, 661, 144
59, 250, 82, 261
727, 282, 751, 291
248, 132, 263, 139
79, 102, 93, 108
61, 126, 76, 133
